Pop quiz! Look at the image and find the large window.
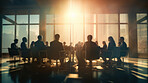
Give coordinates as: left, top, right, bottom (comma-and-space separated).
2, 14, 39, 53
137, 13, 147, 53
137, 13, 148, 53
46, 13, 129, 47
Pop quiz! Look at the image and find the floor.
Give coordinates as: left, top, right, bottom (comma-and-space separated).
0, 57, 148, 83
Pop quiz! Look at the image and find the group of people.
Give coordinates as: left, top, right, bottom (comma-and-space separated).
10, 34, 128, 66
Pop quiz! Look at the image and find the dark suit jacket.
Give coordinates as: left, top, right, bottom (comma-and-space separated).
120, 41, 127, 50
82, 41, 100, 60
120, 41, 128, 56
50, 40, 64, 57
11, 43, 18, 50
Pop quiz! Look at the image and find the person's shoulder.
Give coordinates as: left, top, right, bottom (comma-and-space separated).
50, 41, 55, 45
21, 42, 24, 45
34, 41, 38, 44
123, 41, 127, 44
41, 41, 44, 43
50, 40, 55, 43
59, 41, 62, 44
11, 43, 14, 45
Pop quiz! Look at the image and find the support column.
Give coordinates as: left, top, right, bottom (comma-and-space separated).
40, 9, 46, 42
0, 14, 2, 57
128, 9, 138, 57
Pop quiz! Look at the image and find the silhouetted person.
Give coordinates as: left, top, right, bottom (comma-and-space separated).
118, 37, 128, 62
11, 39, 19, 55
82, 35, 100, 68
50, 34, 64, 66
21, 37, 30, 62
11, 39, 19, 50
34, 35, 46, 50
21, 37, 28, 50
108, 36, 116, 50
63, 42, 69, 56
30, 41, 35, 49
32, 35, 46, 63
102, 36, 116, 63
102, 41, 107, 50
45, 41, 49, 47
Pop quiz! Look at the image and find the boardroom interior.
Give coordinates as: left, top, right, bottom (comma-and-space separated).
0, 0, 148, 83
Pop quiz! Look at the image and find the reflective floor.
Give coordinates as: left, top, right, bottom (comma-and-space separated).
0, 57, 148, 83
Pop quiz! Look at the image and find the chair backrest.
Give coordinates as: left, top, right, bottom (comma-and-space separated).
120, 47, 129, 57
8, 48, 19, 57
8, 48, 12, 56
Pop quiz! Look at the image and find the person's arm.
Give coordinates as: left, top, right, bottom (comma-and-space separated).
60, 43, 64, 50
82, 43, 86, 51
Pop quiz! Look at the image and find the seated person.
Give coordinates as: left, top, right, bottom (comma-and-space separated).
50, 34, 65, 65
32, 35, 46, 62
34, 35, 46, 50
118, 37, 128, 62
21, 37, 30, 62
101, 36, 116, 63
11, 39, 19, 56
30, 41, 35, 49
101, 41, 107, 50
82, 35, 100, 60
100, 41, 107, 57
45, 41, 49, 47
63, 42, 69, 55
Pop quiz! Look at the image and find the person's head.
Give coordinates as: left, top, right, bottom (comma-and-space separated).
87, 35, 93, 42
14, 39, 18, 44
70, 42, 73, 46
22, 37, 27, 42
55, 34, 60, 41
119, 37, 124, 42
38, 35, 42, 41
108, 36, 114, 42
95, 41, 98, 45
31, 41, 35, 45
63, 42, 66, 45
46, 41, 48, 46
102, 41, 106, 45
31, 41, 34, 44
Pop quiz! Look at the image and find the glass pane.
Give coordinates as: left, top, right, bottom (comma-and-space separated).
97, 24, 118, 47
72, 24, 83, 46
120, 24, 129, 46
120, 14, 128, 23
2, 25, 15, 53
70, 14, 83, 23
30, 15, 39, 23
137, 13, 147, 23
46, 14, 54, 23
55, 25, 71, 46
85, 14, 96, 23
55, 15, 70, 23
97, 24, 108, 47
85, 24, 96, 41
97, 14, 118, 23
16, 25, 28, 47
17, 15, 28, 24
46, 25, 54, 45
30, 25, 39, 45
137, 24, 147, 53
2, 15, 15, 24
